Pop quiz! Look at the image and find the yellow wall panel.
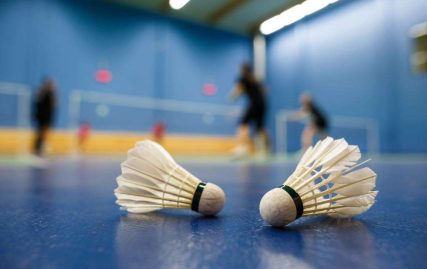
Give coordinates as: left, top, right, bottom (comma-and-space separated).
0, 129, 235, 155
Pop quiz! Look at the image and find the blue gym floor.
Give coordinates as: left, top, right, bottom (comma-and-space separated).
1, 157, 426, 269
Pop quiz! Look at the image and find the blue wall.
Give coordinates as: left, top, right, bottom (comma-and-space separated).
266, 0, 427, 153
2, 0, 426, 152
0, 0, 251, 134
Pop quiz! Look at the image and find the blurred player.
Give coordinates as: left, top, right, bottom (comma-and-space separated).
290, 93, 328, 153
152, 121, 166, 145
32, 78, 57, 157
230, 63, 269, 157
78, 121, 91, 152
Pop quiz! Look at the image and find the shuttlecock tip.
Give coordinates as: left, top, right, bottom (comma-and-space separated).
198, 183, 225, 216
259, 188, 297, 227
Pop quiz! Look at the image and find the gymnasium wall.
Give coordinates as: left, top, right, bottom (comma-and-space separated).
266, 0, 427, 153
0, 0, 251, 131
0, 0, 251, 154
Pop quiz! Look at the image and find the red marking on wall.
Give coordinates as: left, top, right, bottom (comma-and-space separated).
95, 69, 112, 84
203, 83, 217, 96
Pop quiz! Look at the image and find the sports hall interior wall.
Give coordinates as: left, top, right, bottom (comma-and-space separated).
0, 0, 251, 154
266, 0, 427, 153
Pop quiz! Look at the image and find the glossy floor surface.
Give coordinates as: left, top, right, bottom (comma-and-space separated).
1, 157, 426, 269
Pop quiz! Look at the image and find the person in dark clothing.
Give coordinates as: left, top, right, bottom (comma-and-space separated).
291, 93, 328, 152
230, 63, 269, 156
33, 78, 57, 156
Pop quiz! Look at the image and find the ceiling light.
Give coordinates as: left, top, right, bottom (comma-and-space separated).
260, 0, 340, 35
170, 0, 190, 10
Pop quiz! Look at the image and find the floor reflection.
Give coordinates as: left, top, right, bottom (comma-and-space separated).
29, 167, 54, 214
257, 217, 377, 269
115, 211, 226, 269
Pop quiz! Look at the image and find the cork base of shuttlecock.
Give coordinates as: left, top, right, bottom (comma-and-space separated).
197, 183, 225, 216
259, 188, 297, 227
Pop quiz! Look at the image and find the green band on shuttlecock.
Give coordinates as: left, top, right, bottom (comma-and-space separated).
191, 182, 207, 212
280, 185, 303, 219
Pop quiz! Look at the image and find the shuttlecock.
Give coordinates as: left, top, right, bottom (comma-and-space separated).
114, 140, 225, 216
260, 137, 378, 227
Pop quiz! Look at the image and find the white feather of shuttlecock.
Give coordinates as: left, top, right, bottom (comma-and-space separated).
114, 141, 204, 213
285, 137, 378, 218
